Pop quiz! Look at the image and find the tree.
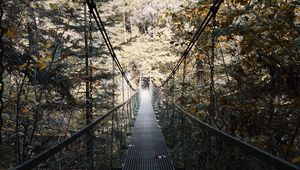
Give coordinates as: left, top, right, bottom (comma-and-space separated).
162, 0, 300, 163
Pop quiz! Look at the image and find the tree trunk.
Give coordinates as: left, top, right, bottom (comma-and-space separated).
84, 2, 93, 169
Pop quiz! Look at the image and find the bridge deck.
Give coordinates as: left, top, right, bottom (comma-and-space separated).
123, 90, 173, 170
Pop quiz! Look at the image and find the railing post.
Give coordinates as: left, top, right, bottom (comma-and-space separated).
126, 98, 129, 130
128, 98, 132, 139
122, 77, 125, 103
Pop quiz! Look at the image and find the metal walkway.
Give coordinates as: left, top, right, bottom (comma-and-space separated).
123, 90, 174, 170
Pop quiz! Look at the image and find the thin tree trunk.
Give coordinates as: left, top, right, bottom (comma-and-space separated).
15, 71, 28, 163
84, 2, 93, 169
0, 0, 4, 145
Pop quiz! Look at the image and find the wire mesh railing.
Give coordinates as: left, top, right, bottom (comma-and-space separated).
152, 88, 300, 170
13, 92, 139, 170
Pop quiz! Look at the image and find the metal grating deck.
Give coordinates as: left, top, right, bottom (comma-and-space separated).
123, 90, 174, 170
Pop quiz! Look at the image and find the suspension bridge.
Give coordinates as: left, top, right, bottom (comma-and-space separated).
6, 0, 300, 169
13, 79, 300, 170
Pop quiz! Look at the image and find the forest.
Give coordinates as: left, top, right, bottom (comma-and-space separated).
0, 0, 300, 169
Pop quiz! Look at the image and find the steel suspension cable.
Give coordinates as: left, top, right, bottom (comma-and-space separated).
209, 2, 217, 122
84, 3, 94, 168
161, 0, 224, 88
88, 11, 94, 124
86, 0, 135, 91
84, 1, 92, 125
110, 59, 115, 169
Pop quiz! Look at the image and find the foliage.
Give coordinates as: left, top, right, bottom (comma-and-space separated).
161, 0, 300, 165
1, 0, 299, 168
0, 0, 134, 168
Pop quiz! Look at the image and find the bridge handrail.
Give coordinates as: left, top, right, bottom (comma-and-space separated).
153, 87, 300, 170
13, 92, 138, 170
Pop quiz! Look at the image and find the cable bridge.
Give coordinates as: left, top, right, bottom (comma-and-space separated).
11, 0, 300, 169
13, 79, 299, 170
